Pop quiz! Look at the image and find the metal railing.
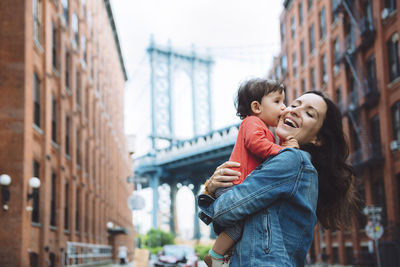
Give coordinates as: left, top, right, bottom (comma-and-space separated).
63, 242, 112, 267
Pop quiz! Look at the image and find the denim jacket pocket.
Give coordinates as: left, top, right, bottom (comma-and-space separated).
262, 210, 272, 254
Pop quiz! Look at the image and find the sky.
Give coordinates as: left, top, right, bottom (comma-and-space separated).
110, 0, 284, 237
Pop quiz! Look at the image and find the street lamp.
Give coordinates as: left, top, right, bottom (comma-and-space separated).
27, 177, 40, 200
0, 174, 12, 211
106, 221, 114, 229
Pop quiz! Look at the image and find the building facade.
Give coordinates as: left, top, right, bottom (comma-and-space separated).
269, 0, 400, 265
0, 0, 134, 266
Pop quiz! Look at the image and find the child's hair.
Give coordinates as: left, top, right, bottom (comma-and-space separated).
234, 78, 285, 120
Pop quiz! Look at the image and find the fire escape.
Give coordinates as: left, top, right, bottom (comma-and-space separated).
337, 0, 383, 171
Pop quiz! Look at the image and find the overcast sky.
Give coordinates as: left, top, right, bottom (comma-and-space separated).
111, 0, 284, 236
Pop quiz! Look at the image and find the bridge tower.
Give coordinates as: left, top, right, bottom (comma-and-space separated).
146, 38, 214, 232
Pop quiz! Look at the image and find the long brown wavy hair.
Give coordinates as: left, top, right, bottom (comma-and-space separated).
301, 91, 360, 230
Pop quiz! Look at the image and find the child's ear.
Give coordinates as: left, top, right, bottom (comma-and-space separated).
250, 101, 261, 114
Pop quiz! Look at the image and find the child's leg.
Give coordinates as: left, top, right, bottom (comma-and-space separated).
212, 231, 236, 255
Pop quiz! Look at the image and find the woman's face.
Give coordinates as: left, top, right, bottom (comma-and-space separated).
276, 93, 327, 145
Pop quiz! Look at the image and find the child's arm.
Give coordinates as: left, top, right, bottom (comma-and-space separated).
242, 117, 282, 159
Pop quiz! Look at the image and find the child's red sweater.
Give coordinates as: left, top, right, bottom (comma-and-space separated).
229, 116, 282, 184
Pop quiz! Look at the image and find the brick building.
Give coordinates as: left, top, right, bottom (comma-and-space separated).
0, 0, 134, 266
269, 0, 400, 265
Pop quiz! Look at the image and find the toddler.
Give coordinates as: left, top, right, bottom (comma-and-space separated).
203, 78, 298, 267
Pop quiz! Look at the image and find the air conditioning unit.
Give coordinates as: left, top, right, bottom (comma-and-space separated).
381, 8, 390, 20
390, 140, 400, 151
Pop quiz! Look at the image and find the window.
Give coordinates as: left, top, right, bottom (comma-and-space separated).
52, 22, 57, 70
385, 0, 397, 11
311, 67, 316, 89
76, 71, 81, 107
333, 37, 340, 66
33, 0, 42, 45
387, 33, 399, 82
336, 87, 343, 111
82, 36, 87, 63
281, 54, 287, 74
72, 13, 79, 46
397, 174, 400, 223
280, 22, 285, 43
50, 172, 57, 226
81, 0, 87, 17
320, 6, 326, 40
370, 115, 382, 157
29, 252, 39, 267
85, 194, 89, 233
65, 115, 70, 156
76, 129, 80, 167
366, 55, 377, 92
392, 101, 400, 141
309, 24, 315, 52
332, 247, 339, 263
274, 65, 280, 80
33, 73, 41, 128
291, 16, 296, 39
345, 246, 354, 265
62, 0, 68, 24
85, 140, 89, 174
364, 0, 374, 31
321, 53, 327, 84
350, 76, 359, 106
332, 0, 340, 22
301, 79, 306, 93
346, 23, 356, 52
76, 188, 80, 232
350, 117, 361, 153
300, 39, 305, 66
308, 0, 313, 11
65, 50, 70, 91
92, 198, 95, 236
32, 160, 40, 223
64, 183, 69, 230
49, 253, 55, 267
292, 52, 297, 77
299, 2, 303, 25
51, 96, 57, 143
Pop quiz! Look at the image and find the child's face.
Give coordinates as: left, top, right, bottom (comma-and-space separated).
256, 91, 286, 127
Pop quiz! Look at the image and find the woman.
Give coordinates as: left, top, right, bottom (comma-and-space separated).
198, 91, 358, 267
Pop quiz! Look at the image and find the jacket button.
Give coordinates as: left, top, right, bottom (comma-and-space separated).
264, 248, 270, 253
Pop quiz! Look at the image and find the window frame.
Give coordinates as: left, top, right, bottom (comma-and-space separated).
33, 73, 41, 128
33, 0, 42, 45
319, 6, 326, 40
309, 24, 315, 53
387, 33, 400, 82
391, 101, 400, 141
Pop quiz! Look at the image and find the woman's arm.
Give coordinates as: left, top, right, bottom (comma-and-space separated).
204, 161, 241, 196
202, 149, 304, 227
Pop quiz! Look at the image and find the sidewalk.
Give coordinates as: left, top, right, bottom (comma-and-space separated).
102, 262, 135, 267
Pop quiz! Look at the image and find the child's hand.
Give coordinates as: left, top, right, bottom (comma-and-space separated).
281, 136, 299, 149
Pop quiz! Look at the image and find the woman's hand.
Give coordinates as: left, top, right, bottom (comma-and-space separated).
206, 161, 241, 195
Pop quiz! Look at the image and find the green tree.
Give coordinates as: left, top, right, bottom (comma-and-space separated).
138, 228, 175, 254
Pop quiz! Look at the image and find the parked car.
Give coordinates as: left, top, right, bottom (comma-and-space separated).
154, 244, 198, 267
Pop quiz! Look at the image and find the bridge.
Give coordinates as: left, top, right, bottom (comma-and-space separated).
131, 38, 240, 239
133, 123, 239, 239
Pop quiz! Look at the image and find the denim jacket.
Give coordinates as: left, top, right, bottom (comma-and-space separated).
199, 148, 318, 267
